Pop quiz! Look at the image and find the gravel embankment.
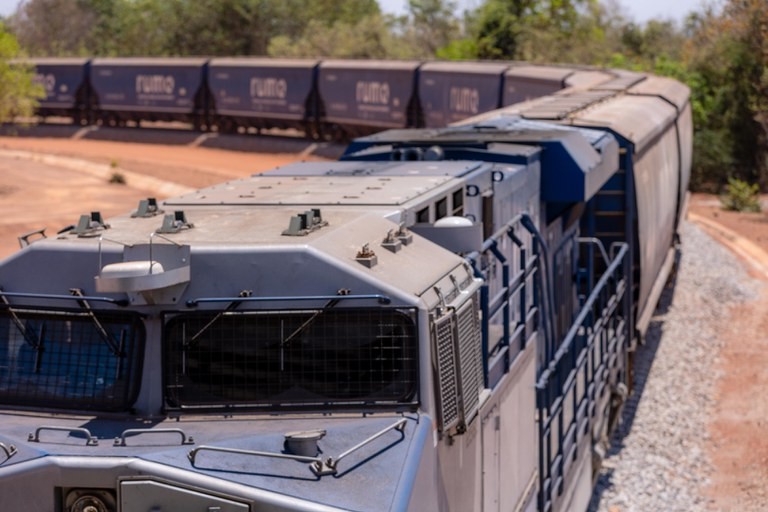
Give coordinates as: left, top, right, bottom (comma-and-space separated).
589, 221, 763, 511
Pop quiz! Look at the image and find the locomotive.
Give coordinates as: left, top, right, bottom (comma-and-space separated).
0, 61, 691, 511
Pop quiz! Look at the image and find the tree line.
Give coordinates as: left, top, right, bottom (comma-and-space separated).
1, 0, 766, 192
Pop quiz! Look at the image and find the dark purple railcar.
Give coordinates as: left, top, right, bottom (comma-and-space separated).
502, 65, 574, 106
419, 61, 510, 128
207, 58, 319, 135
26, 58, 91, 124
318, 60, 421, 139
90, 58, 208, 129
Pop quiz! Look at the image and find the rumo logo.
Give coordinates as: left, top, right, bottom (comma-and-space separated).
250, 77, 287, 99
356, 81, 390, 105
136, 75, 175, 95
449, 87, 479, 114
35, 73, 56, 94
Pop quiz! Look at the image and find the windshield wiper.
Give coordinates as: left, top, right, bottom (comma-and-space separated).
0, 291, 42, 350
186, 290, 252, 347
70, 288, 123, 357
281, 289, 352, 347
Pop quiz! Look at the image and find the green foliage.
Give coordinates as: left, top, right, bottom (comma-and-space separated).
0, 24, 44, 123
720, 177, 762, 212
268, 14, 403, 58
436, 38, 478, 60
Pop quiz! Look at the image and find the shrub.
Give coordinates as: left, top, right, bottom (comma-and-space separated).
109, 172, 126, 185
720, 177, 762, 212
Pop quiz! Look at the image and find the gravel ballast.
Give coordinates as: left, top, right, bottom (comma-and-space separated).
589, 221, 764, 511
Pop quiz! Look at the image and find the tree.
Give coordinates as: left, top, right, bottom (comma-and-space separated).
402, 0, 461, 57
0, 24, 44, 122
10, 0, 99, 56
682, 0, 768, 189
268, 13, 404, 58
471, 0, 601, 61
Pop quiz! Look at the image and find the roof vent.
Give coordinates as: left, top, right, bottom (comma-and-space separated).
282, 208, 328, 236
71, 212, 110, 237
131, 198, 163, 218
156, 211, 194, 234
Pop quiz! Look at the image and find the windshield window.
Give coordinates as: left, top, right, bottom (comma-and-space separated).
0, 307, 144, 411
164, 307, 418, 410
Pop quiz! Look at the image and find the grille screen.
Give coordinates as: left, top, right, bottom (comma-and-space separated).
433, 291, 483, 434
456, 296, 483, 423
164, 308, 418, 409
0, 308, 144, 411
434, 313, 459, 431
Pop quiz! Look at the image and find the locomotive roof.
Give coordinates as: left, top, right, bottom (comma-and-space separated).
3, 162, 487, 308
166, 174, 466, 208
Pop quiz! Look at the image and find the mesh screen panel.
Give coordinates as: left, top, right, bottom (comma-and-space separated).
456, 296, 483, 424
0, 308, 144, 411
434, 313, 459, 431
164, 308, 418, 409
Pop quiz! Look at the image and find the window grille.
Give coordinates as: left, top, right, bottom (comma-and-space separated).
163, 308, 418, 410
0, 308, 144, 411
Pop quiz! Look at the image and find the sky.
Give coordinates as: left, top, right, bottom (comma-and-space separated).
0, 0, 707, 25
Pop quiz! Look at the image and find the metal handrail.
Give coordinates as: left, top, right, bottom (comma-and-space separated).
186, 294, 392, 308
188, 418, 408, 477
28, 426, 99, 446
536, 242, 629, 388
0, 442, 17, 464
114, 428, 194, 447
0, 289, 128, 307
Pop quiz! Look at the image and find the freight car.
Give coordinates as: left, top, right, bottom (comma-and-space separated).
89, 57, 210, 130
0, 62, 691, 512
26, 58, 91, 124
24, 57, 624, 140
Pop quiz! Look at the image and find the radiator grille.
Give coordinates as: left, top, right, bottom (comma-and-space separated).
434, 313, 459, 431
164, 307, 418, 410
433, 291, 484, 435
456, 295, 483, 424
